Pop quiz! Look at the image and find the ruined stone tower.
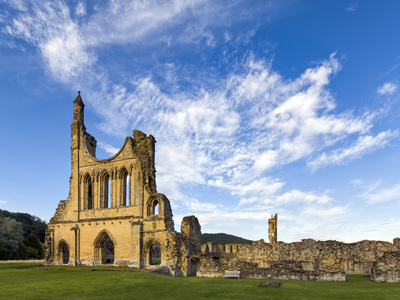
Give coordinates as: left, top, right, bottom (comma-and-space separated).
268, 214, 278, 244
44, 92, 201, 276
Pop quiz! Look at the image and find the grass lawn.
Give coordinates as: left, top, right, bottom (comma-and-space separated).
1, 262, 399, 299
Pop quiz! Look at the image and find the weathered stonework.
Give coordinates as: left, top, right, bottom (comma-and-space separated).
394, 238, 400, 248
371, 251, 400, 282
44, 93, 201, 276
198, 239, 400, 281
268, 214, 277, 245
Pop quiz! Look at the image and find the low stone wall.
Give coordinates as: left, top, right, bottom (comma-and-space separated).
372, 267, 400, 283
196, 255, 345, 281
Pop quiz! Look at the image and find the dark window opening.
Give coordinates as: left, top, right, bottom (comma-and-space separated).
87, 178, 93, 209
104, 175, 110, 208
212, 256, 220, 265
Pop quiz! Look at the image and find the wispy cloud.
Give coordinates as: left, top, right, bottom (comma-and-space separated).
75, 2, 86, 17
377, 82, 398, 95
346, 2, 359, 12
97, 142, 120, 156
0, 199, 7, 208
2, 1, 95, 81
81, 52, 392, 226
363, 183, 400, 204
308, 130, 397, 171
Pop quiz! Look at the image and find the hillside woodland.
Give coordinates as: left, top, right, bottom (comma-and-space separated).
0, 209, 47, 260
201, 233, 253, 246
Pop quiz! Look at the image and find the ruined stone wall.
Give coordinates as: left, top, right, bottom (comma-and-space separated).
198, 238, 399, 281
232, 239, 398, 274
197, 253, 345, 281
394, 238, 400, 248
268, 214, 277, 244
371, 251, 400, 282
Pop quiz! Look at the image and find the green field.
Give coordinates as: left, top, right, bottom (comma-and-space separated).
1, 262, 399, 299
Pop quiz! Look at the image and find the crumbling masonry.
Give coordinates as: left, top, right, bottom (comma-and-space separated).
198, 238, 400, 282
43, 93, 201, 276
268, 214, 277, 245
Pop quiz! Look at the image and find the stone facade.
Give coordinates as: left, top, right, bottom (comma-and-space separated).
43, 93, 201, 276
198, 239, 400, 281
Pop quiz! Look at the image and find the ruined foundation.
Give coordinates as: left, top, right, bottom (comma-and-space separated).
198, 239, 400, 281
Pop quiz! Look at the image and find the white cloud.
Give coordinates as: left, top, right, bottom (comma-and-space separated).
3, 1, 95, 81
0, 200, 7, 208
75, 2, 86, 17
81, 52, 393, 220
350, 178, 365, 186
97, 142, 120, 156
83, 0, 213, 46
276, 190, 333, 205
7, 0, 28, 11
364, 183, 400, 204
308, 130, 396, 171
346, 3, 359, 12
377, 82, 398, 95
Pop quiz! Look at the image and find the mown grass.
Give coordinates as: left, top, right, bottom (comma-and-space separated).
1, 262, 399, 299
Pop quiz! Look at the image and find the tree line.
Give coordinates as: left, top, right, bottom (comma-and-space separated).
0, 209, 47, 260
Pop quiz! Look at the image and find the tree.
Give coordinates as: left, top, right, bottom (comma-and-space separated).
24, 233, 44, 259
0, 217, 24, 260
0, 241, 7, 260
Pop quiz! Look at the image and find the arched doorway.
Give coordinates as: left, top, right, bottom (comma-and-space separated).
188, 257, 200, 276
149, 242, 161, 265
57, 240, 69, 264
94, 231, 115, 265
102, 236, 114, 264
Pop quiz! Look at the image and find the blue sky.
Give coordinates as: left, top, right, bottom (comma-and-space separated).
1, 0, 400, 243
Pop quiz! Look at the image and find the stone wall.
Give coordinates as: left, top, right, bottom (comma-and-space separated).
197, 253, 345, 281
371, 251, 400, 282
198, 238, 399, 281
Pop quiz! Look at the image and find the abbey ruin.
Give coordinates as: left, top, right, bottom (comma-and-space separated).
44, 93, 399, 282
43, 93, 201, 276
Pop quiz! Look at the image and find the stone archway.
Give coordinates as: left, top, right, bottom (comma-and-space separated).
101, 236, 114, 264
144, 239, 164, 267
94, 230, 116, 265
57, 240, 69, 264
149, 242, 161, 265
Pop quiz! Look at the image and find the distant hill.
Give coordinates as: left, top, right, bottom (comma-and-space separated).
201, 233, 253, 245
0, 209, 47, 242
